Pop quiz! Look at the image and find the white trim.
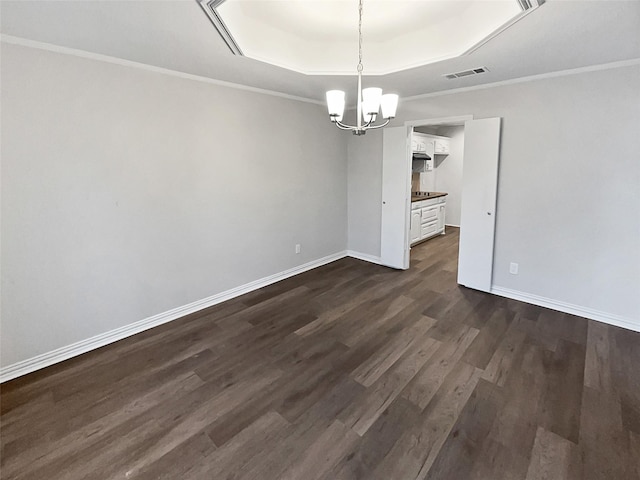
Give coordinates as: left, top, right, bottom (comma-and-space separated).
461, 1, 542, 56
198, 0, 244, 56
200, 0, 542, 76
490, 286, 640, 333
346, 250, 383, 265
0, 251, 348, 383
445, 223, 461, 228
7, 251, 635, 381
0, 34, 324, 106
404, 58, 640, 102
3, 35, 638, 107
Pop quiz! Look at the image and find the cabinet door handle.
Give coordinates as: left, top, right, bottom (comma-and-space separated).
487, 212, 492, 215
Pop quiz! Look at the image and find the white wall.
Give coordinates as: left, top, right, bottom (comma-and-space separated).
347, 64, 640, 326
0, 43, 348, 368
347, 129, 383, 258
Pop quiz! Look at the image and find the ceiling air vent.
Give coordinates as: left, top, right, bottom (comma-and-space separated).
199, 0, 244, 56
443, 67, 489, 80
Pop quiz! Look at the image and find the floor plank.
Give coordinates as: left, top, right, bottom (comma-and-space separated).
525, 426, 582, 480
2, 227, 638, 479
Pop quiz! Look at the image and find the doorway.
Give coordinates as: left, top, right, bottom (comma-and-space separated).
380, 117, 502, 293
412, 121, 467, 228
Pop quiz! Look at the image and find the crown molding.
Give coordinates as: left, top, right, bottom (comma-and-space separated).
2, 35, 639, 112
404, 57, 640, 102
0, 34, 325, 106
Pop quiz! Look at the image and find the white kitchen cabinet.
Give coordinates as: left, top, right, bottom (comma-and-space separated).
421, 205, 438, 223
434, 138, 450, 155
412, 133, 434, 173
437, 204, 446, 233
410, 210, 421, 243
412, 136, 427, 153
416, 133, 450, 156
410, 195, 447, 246
421, 220, 439, 239
412, 132, 439, 154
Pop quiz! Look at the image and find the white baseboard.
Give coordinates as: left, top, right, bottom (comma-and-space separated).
12, 253, 632, 383
490, 286, 640, 333
0, 251, 348, 383
346, 250, 383, 265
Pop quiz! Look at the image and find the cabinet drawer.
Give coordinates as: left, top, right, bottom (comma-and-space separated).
421, 206, 438, 222
421, 220, 438, 238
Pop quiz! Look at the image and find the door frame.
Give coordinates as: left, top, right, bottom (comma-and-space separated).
381, 114, 502, 293
405, 115, 474, 129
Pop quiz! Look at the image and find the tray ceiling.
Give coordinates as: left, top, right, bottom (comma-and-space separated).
203, 0, 531, 75
1, 1, 639, 102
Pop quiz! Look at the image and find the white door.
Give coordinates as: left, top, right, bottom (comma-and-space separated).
380, 126, 412, 269
458, 117, 502, 291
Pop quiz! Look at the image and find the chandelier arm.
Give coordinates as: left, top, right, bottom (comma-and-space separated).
362, 118, 391, 131
333, 116, 389, 132
334, 120, 358, 130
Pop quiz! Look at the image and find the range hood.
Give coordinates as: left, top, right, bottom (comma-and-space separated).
412, 152, 431, 160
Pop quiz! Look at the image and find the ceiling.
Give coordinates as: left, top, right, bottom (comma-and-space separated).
1, 0, 639, 105
210, 0, 524, 75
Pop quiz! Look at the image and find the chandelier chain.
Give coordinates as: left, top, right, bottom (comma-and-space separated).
357, 0, 363, 73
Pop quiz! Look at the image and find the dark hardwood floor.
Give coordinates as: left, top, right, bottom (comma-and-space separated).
2, 228, 639, 479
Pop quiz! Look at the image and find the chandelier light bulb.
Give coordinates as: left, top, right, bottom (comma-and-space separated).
381, 93, 399, 119
326, 90, 346, 119
362, 87, 382, 121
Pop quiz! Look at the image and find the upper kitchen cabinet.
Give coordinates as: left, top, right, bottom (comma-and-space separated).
411, 134, 432, 153
415, 132, 450, 156
434, 137, 450, 155
411, 133, 435, 172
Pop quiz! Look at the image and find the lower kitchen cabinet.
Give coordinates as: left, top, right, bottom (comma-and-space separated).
437, 204, 446, 232
411, 195, 447, 246
410, 210, 421, 244
421, 220, 439, 238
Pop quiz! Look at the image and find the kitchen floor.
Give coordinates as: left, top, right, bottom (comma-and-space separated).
2, 228, 639, 479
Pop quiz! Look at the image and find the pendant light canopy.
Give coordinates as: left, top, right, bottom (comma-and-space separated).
326, 0, 398, 135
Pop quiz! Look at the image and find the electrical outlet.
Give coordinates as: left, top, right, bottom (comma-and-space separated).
295, 244, 301, 254
509, 262, 519, 275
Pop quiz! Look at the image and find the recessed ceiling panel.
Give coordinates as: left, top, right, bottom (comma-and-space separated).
202, 0, 540, 75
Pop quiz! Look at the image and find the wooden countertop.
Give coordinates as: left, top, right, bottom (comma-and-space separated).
411, 192, 448, 202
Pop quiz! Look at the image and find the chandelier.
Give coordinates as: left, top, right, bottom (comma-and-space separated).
326, 0, 399, 135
